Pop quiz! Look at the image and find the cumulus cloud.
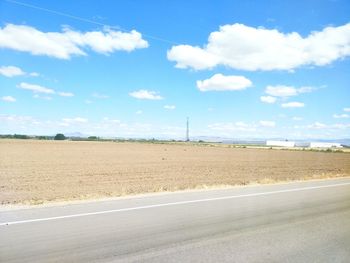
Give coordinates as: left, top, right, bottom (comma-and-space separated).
167, 23, 350, 71
129, 90, 163, 100
344, 108, 350, 112
0, 65, 39, 78
260, 96, 277, 104
196, 74, 252, 92
0, 24, 148, 59
262, 85, 315, 107
281, 102, 305, 108
18, 82, 55, 94
0, 65, 25, 77
292, 117, 303, 121
167, 45, 219, 70
333, 113, 349, 119
1, 96, 16, 102
259, 120, 276, 127
164, 105, 176, 110
58, 92, 74, 97
265, 85, 314, 97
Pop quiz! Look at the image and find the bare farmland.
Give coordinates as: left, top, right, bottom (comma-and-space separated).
0, 139, 349, 205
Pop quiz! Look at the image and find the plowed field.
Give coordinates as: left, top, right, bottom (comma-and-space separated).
1, 139, 349, 205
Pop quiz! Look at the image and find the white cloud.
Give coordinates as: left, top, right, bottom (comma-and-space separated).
281, 102, 305, 108
136, 110, 143, 114
0, 65, 39, 78
62, 117, 88, 123
29, 72, 39, 77
260, 96, 277, 104
259, 120, 276, 127
332, 123, 350, 129
167, 23, 350, 71
196, 74, 252, 92
33, 94, 52, 100
0, 114, 36, 124
1, 96, 16, 102
58, 122, 70, 127
58, 92, 74, 97
0, 24, 148, 59
164, 105, 176, 110
0, 65, 25, 77
292, 117, 303, 121
307, 122, 327, 129
1, 113, 348, 139
344, 108, 350, 112
265, 85, 298, 97
85, 100, 93, 104
167, 45, 219, 70
208, 122, 257, 132
102, 117, 120, 123
18, 82, 55, 94
129, 90, 163, 100
297, 86, 316, 94
92, 93, 109, 99
265, 85, 314, 97
333, 113, 349, 119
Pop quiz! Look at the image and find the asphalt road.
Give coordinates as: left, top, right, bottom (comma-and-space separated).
1, 178, 350, 262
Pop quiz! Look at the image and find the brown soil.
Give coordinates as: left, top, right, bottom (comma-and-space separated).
1, 139, 349, 205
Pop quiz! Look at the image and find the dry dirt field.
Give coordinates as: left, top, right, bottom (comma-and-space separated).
1, 139, 350, 205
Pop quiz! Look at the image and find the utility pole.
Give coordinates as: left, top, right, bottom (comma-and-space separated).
186, 117, 189, 142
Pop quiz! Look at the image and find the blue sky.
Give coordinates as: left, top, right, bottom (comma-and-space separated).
0, 0, 349, 139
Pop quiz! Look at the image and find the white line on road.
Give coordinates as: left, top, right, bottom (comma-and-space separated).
1, 181, 350, 226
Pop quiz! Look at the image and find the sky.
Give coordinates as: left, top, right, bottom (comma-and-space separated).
0, 0, 350, 140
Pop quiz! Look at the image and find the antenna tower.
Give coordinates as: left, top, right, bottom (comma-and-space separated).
186, 117, 189, 142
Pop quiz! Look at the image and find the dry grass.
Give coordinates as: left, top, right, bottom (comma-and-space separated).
1, 139, 349, 205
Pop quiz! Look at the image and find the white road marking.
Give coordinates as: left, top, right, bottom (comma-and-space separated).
1, 181, 350, 226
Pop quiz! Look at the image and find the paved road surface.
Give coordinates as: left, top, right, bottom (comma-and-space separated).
1, 178, 350, 262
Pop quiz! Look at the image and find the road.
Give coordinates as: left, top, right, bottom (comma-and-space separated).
1, 178, 350, 262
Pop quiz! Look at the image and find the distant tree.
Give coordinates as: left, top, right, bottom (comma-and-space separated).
36, 136, 49, 140
54, 133, 66, 140
13, 134, 29, 139
88, 136, 99, 140
0, 134, 13, 139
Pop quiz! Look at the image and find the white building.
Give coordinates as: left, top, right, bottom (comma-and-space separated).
309, 142, 343, 148
266, 140, 295, 147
